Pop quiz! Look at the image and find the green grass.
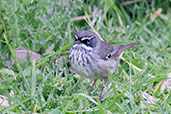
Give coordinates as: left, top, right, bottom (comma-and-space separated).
0, 0, 171, 113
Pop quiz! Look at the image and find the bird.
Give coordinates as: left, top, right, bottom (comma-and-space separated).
69, 30, 140, 101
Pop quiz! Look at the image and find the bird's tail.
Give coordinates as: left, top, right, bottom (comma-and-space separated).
113, 43, 140, 57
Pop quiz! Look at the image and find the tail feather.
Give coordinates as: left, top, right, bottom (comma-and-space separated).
120, 43, 140, 51
112, 43, 140, 57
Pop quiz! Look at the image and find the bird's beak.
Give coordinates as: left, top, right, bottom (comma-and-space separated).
73, 40, 81, 45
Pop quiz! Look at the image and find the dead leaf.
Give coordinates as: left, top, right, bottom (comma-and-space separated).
167, 47, 171, 50
0, 95, 9, 107
11, 47, 41, 65
153, 72, 171, 94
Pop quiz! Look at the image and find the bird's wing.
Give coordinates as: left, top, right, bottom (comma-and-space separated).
97, 41, 120, 60
97, 42, 140, 60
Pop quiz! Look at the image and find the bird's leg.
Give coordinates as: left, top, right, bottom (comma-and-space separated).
90, 80, 96, 91
99, 77, 108, 101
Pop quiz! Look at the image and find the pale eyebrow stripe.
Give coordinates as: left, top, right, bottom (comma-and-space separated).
75, 35, 78, 40
81, 36, 94, 41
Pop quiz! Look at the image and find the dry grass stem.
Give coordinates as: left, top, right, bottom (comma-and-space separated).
151, 8, 162, 22
71, 15, 91, 22
122, 0, 142, 5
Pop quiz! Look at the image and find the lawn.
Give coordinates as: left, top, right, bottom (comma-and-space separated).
0, 0, 171, 113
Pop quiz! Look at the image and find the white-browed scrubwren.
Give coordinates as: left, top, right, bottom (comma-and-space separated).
69, 30, 140, 101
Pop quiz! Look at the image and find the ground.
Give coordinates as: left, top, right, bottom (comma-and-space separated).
0, 0, 171, 113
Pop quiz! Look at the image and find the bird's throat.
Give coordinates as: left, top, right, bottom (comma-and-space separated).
73, 44, 93, 51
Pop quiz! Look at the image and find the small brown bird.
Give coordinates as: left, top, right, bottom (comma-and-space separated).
69, 30, 140, 101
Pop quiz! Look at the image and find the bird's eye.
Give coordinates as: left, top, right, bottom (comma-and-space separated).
82, 39, 90, 45
81, 36, 94, 45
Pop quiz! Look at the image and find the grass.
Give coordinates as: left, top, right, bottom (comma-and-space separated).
0, 0, 171, 113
